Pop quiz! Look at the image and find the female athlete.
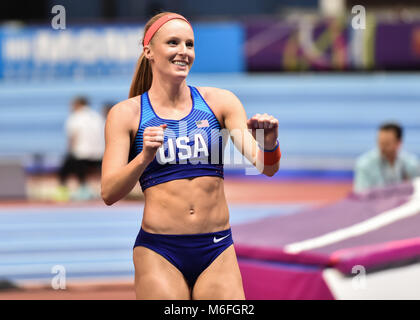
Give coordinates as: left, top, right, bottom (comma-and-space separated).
101, 12, 281, 300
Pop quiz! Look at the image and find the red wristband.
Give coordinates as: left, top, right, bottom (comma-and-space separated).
257, 141, 281, 165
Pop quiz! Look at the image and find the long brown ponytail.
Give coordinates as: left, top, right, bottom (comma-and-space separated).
129, 12, 176, 98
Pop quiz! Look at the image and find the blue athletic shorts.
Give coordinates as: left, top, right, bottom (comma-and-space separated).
133, 227, 233, 288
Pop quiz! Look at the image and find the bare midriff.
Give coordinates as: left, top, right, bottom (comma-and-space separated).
141, 176, 230, 234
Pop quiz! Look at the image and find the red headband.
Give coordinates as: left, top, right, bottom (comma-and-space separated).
143, 14, 192, 46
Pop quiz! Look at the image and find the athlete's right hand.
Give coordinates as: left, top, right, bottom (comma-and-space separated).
141, 124, 167, 163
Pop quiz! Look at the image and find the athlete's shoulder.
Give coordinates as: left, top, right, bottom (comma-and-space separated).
196, 87, 242, 109
107, 96, 140, 121
196, 86, 237, 99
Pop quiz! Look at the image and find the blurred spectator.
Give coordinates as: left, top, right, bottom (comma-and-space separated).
54, 96, 105, 201
354, 122, 420, 193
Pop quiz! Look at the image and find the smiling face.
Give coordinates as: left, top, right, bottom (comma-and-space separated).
144, 19, 195, 81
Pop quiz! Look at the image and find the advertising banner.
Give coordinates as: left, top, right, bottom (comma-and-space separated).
0, 22, 244, 80
245, 18, 420, 71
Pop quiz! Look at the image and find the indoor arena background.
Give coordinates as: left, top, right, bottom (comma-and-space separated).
1, 0, 420, 299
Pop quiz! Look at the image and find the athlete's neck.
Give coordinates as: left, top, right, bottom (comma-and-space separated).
148, 77, 190, 109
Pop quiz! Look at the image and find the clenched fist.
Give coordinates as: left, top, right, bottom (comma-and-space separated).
247, 113, 279, 149
142, 124, 167, 163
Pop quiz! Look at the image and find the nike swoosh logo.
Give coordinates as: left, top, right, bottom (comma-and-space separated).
213, 234, 229, 243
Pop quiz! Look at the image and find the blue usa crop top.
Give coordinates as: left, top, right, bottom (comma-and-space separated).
129, 86, 226, 191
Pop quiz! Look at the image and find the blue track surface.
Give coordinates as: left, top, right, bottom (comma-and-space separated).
0, 203, 307, 284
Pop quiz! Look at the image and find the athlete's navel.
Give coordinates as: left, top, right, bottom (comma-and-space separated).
189, 207, 195, 215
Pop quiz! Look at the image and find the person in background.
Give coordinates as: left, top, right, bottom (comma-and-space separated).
354, 122, 419, 193
54, 96, 105, 201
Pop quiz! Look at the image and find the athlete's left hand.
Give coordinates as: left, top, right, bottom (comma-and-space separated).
247, 113, 279, 149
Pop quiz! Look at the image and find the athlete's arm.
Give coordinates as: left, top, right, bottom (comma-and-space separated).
207, 88, 280, 176
101, 99, 158, 205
